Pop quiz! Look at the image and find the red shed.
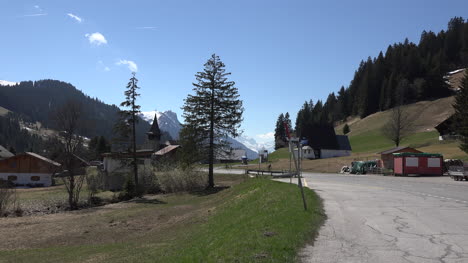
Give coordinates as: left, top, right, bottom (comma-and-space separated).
378, 146, 422, 169
393, 153, 443, 176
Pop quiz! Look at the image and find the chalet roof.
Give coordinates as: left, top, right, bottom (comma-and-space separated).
378, 146, 421, 155
154, 145, 180, 156
0, 145, 14, 159
147, 114, 161, 139
336, 135, 352, 151
25, 152, 61, 167
303, 125, 340, 150
435, 115, 455, 134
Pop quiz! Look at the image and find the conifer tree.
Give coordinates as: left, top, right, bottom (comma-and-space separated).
274, 113, 285, 150
117, 72, 141, 186
182, 54, 244, 188
343, 124, 350, 135
453, 74, 468, 153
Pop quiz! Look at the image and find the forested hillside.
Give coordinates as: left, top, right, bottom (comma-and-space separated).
291, 17, 468, 138
0, 79, 151, 144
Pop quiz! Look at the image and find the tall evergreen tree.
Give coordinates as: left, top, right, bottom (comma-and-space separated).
182, 54, 244, 188
117, 72, 141, 186
274, 113, 285, 150
453, 74, 468, 153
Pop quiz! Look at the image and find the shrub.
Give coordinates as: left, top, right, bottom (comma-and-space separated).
119, 175, 145, 200
85, 167, 103, 203
0, 181, 17, 216
156, 167, 208, 193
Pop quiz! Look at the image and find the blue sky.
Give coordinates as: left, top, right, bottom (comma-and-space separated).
1, 0, 467, 143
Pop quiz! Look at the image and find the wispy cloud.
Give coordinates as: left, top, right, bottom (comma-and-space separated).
67, 13, 82, 23
21, 5, 47, 17
116, 59, 138, 72
34, 5, 43, 12
136, 26, 157, 30
85, 32, 107, 46
97, 61, 111, 72
22, 13, 47, 17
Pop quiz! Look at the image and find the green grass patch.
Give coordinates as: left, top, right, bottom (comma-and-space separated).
268, 147, 290, 161
349, 131, 440, 153
0, 178, 325, 262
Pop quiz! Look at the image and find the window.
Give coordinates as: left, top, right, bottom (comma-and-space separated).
428, 158, 440, 167
406, 157, 419, 167
31, 176, 41, 181
7, 175, 17, 181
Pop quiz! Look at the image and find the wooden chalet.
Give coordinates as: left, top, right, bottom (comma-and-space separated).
0, 152, 61, 187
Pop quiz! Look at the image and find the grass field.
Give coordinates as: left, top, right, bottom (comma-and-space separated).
0, 174, 325, 262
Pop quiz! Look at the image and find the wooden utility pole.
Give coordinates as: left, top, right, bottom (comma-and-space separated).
284, 122, 307, 211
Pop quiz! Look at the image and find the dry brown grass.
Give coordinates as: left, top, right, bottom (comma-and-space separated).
0, 174, 245, 251
335, 96, 455, 137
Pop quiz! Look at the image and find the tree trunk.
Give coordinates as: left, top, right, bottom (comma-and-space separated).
132, 111, 138, 186
69, 174, 75, 209
208, 86, 215, 188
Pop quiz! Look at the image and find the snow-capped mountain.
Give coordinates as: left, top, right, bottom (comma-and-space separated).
237, 136, 275, 153
0, 80, 18, 86
140, 110, 259, 159
140, 110, 182, 140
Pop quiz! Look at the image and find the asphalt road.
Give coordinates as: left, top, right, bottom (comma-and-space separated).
294, 173, 468, 263
212, 168, 468, 262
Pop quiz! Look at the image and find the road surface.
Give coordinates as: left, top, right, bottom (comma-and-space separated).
213, 169, 468, 262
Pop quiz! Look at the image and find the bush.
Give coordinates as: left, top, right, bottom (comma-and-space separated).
156, 167, 208, 193
85, 167, 103, 203
119, 175, 145, 201
0, 181, 18, 216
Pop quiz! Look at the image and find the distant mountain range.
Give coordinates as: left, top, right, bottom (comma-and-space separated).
139, 110, 268, 159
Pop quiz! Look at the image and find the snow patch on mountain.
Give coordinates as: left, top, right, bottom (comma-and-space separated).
0, 80, 18, 86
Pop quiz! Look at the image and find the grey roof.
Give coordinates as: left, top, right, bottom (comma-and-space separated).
336, 135, 352, 151
378, 146, 421, 155
0, 145, 14, 159
303, 125, 340, 150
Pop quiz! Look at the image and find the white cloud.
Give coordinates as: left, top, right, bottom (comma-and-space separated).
256, 132, 274, 140
104, 66, 111, 72
85, 32, 107, 46
67, 13, 82, 23
116, 59, 138, 72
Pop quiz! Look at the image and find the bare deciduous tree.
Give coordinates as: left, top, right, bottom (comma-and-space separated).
55, 101, 86, 210
382, 105, 411, 147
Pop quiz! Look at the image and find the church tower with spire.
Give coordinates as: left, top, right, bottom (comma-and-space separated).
146, 113, 161, 151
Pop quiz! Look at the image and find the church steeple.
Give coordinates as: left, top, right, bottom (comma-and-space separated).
146, 114, 161, 150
